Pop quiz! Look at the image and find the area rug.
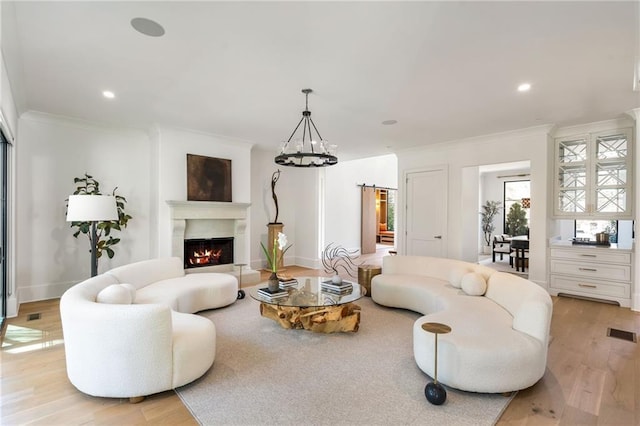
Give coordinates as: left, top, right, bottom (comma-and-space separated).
176, 290, 515, 425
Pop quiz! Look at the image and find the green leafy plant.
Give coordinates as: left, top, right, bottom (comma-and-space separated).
68, 173, 132, 260
480, 200, 502, 246
506, 202, 528, 236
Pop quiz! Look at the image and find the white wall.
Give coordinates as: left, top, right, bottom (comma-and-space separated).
15, 118, 255, 304
291, 167, 322, 268
250, 148, 298, 270
0, 54, 17, 140
16, 112, 152, 302
396, 125, 551, 286
461, 166, 479, 262
1, 1, 21, 135
154, 127, 253, 261
250, 150, 398, 272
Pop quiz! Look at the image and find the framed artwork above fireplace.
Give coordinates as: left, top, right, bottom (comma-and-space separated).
187, 154, 232, 202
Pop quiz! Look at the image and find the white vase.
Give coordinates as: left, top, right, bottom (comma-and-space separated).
332, 275, 342, 284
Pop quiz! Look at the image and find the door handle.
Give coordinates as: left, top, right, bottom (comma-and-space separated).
434, 235, 442, 239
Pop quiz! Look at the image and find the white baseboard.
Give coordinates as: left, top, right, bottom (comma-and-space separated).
632, 292, 640, 312
294, 256, 321, 270
6, 295, 18, 318
18, 280, 77, 304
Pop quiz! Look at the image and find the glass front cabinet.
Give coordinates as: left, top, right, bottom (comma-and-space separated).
554, 128, 633, 218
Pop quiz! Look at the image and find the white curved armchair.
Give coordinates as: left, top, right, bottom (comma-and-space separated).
60, 257, 236, 401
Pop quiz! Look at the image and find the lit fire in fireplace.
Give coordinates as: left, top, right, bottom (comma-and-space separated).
189, 249, 222, 265
184, 237, 234, 269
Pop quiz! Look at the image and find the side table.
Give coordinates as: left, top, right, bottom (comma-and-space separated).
357, 264, 382, 297
421, 322, 451, 405
234, 263, 247, 299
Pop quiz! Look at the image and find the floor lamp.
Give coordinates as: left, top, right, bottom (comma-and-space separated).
66, 195, 118, 277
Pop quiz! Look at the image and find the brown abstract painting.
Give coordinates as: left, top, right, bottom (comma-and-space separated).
187, 154, 232, 202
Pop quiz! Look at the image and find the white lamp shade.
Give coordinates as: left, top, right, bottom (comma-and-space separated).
66, 195, 118, 222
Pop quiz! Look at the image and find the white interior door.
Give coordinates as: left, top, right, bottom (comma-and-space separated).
405, 168, 447, 257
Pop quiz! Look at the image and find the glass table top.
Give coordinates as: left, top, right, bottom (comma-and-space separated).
248, 276, 365, 308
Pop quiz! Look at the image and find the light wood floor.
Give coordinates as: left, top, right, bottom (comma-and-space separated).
2, 256, 639, 425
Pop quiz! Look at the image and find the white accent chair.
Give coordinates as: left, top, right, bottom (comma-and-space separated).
60, 257, 238, 401
492, 234, 512, 264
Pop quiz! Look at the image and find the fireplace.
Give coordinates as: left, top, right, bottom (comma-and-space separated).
184, 237, 234, 269
166, 200, 259, 284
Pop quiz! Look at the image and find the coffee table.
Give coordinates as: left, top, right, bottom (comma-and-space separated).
249, 276, 364, 333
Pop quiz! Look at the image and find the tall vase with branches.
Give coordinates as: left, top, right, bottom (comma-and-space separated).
480, 200, 502, 250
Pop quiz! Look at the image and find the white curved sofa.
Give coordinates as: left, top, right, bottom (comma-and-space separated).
371, 256, 552, 394
60, 257, 238, 400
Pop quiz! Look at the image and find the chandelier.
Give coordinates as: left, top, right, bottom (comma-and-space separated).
275, 88, 338, 167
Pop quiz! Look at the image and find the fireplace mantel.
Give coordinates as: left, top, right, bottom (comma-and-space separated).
166, 200, 251, 220
165, 200, 259, 285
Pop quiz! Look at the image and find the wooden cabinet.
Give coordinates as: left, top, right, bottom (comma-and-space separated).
548, 246, 632, 307
554, 128, 633, 219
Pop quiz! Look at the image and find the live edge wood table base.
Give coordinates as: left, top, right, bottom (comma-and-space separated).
259, 303, 361, 333
250, 277, 366, 333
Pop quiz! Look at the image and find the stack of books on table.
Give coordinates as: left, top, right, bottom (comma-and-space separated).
278, 278, 298, 289
257, 287, 288, 300
321, 280, 353, 295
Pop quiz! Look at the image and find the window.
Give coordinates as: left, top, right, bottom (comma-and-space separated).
575, 220, 618, 243
0, 130, 7, 327
503, 180, 530, 235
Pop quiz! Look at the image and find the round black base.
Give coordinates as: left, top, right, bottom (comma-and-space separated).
237, 289, 245, 300
425, 381, 447, 405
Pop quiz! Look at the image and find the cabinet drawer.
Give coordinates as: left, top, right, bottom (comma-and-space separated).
550, 259, 631, 281
550, 248, 631, 264
550, 275, 630, 298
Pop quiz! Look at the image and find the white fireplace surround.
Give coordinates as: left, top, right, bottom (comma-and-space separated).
166, 200, 259, 285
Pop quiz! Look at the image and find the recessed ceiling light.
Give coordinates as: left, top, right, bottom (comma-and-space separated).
382, 120, 398, 125
131, 17, 165, 37
102, 90, 115, 99
517, 83, 531, 92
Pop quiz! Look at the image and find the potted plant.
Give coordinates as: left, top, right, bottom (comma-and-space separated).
480, 200, 502, 254
67, 173, 132, 263
260, 232, 292, 291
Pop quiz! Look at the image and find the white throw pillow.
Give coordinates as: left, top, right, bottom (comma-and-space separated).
449, 266, 470, 288
120, 283, 137, 303
96, 284, 133, 304
461, 272, 487, 296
